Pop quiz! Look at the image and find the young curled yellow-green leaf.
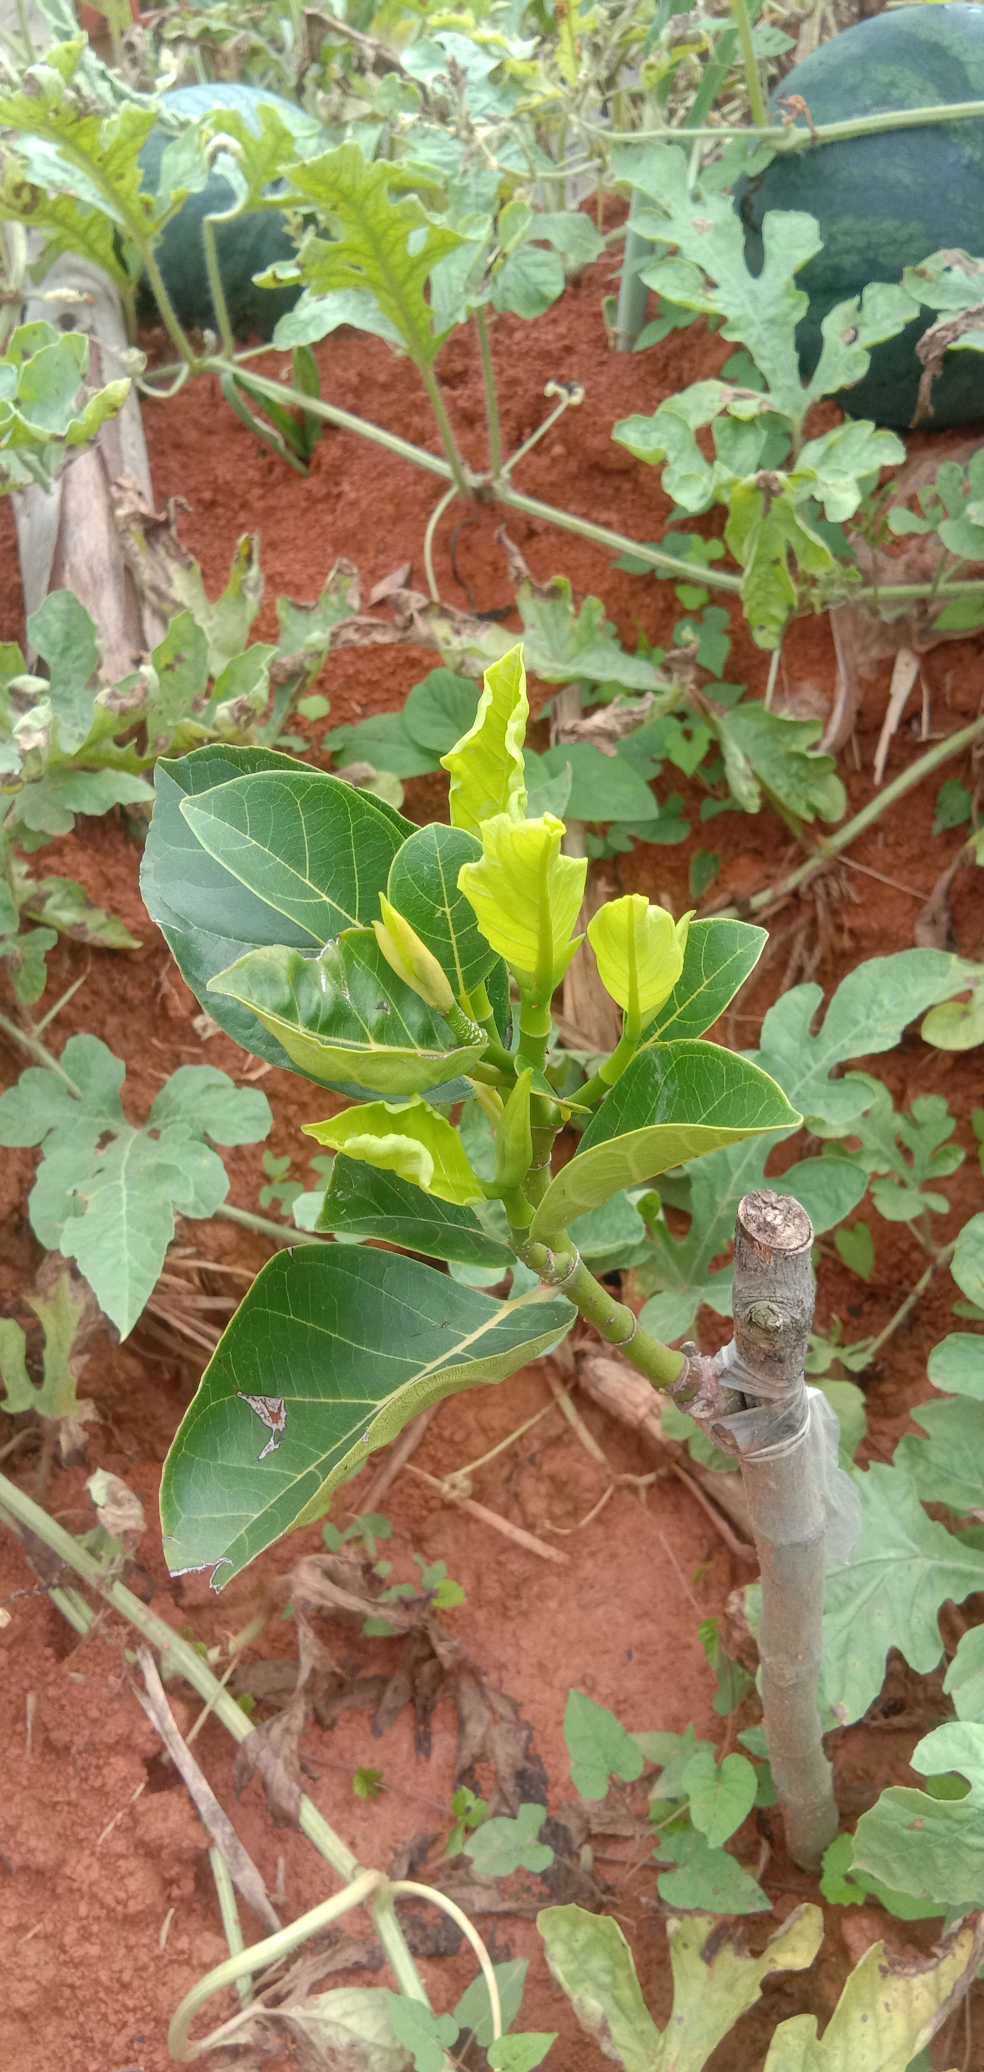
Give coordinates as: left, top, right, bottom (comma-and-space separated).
458, 812, 586, 1000
495, 1067, 534, 1194
587, 895, 692, 1026
373, 893, 455, 1013
305, 1098, 483, 1205
441, 643, 529, 837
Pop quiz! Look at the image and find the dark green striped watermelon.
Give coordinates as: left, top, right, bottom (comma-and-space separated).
737, 3, 984, 428
139, 82, 318, 340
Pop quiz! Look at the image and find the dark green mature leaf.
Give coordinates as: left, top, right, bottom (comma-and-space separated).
161, 1248, 573, 1583
140, 746, 411, 1073
180, 766, 412, 942
645, 918, 766, 1042
210, 931, 484, 1094
822, 1465, 984, 1726
531, 1042, 796, 1239
402, 669, 479, 753
387, 823, 500, 999
319, 1155, 514, 1268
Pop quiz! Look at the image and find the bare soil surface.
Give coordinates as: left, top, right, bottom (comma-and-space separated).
1, 246, 982, 2072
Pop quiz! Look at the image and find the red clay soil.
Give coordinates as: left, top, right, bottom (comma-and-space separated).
1, 253, 983, 2072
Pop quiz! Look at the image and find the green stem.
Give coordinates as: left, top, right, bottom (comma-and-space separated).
728, 0, 768, 129
203, 359, 456, 482
200, 199, 242, 360
517, 995, 552, 1073
474, 309, 503, 477
204, 362, 745, 593
422, 484, 459, 603
0, 1006, 80, 1091
216, 1202, 325, 1246
209, 1848, 251, 2009
0, 1473, 435, 2021
865, 1241, 955, 1364
500, 386, 582, 477
418, 361, 471, 498
736, 711, 984, 917
170, 1869, 386, 2060
578, 1016, 642, 1108
596, 97, 984, 147
614, 202, 654, 352
494, 483, 744, 590
547, 1247, 686, 1389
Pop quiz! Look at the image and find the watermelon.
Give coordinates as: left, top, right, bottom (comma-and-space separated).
737, 3, 984, 428
138, 81, 318, 340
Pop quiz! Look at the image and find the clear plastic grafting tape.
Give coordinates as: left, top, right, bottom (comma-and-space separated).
712, 1341, 861, 1566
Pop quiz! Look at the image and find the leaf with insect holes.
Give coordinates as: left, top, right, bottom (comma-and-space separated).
682, 1747, 757, 1848
565, 1691, 645, 1801
821, 1464, 984, 1726
18, 874, 140, 951
287, 145, 463, 365
442, 645, 528, 838
317, 1156, 513, 1269
716, 702, 845, 824
305, 1098, 483, 1204
763, 1915, 984, 2071
386, 822, 502, 1000
539, 1900, 821, 2071
161, 1247, 573, 1584
514, 576, 666, 693
209, 933, 484, 1096
464, 1803, 554, 1878
530, 1041, 797, 1241
459, 813, 585, 991
141, 745, 411, 1071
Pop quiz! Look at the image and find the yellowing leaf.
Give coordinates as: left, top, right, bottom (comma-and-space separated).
458, 813, 586, 996
441, 644, 529, 837
587, 896, 692, 1025
373, 894, 454, 1012
305, 1097, 483, 1205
